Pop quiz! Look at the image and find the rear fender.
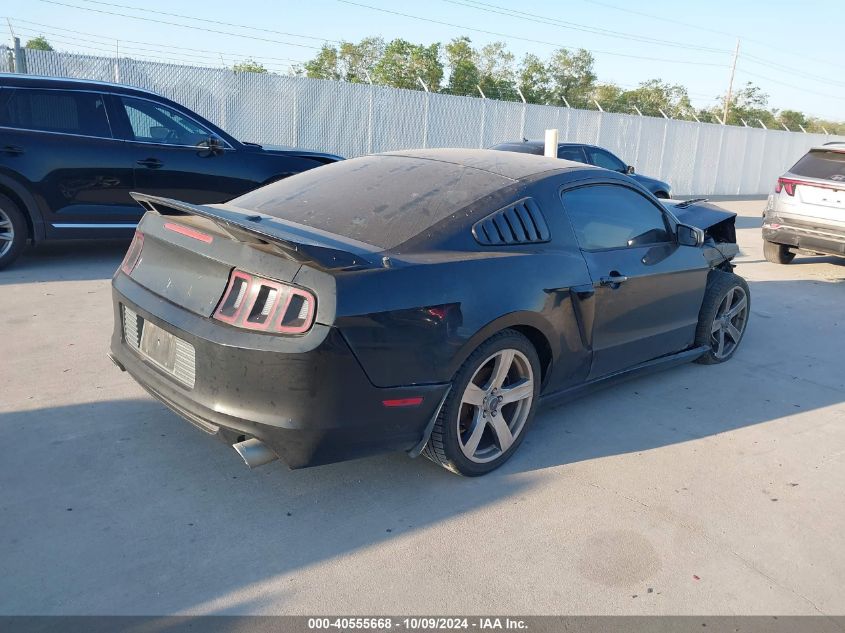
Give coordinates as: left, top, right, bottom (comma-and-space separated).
0, 172, 45, 242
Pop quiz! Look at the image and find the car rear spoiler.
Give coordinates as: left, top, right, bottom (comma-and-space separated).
131, 192, 378, 270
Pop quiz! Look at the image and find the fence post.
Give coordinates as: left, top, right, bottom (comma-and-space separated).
516, 86, 527, 141
12, 36, 26, 73
417, 77, 430, 149
657, 118, 669, 180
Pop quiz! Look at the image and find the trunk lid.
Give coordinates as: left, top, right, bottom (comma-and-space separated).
124, 194, 380, 318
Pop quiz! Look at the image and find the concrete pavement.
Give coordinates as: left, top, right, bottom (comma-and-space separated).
1, 200, 843, 615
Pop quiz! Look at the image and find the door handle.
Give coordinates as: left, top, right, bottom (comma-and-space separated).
136, 158, 163, 169
2, 145, 24, 155
599, 272, 628, 288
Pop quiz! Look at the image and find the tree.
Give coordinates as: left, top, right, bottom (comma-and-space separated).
233, 59, 268, 74
338, 36, 384, 83
776, 109, 807, 131
518, 54, 551, 105
303, 37, 386, 83
622, 80, 693, 118
477, 41, 517, 100
372, 39, 442, 91
717, 82, 775, 127
25, 36, 53, 51
547, 48, 596, 109
591, 83, 627, 113
445, 36, 479, 96
303, 44, 341, 81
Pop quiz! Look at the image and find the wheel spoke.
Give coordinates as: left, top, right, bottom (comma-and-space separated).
462, 383, 486, 407
488, 350, 514, 390
711, 318, 722, 334
0, 233, 11, 242
727, 295, 747, 318
489, 414, 514, 452
499, 378, 533, 405
716, 329, 726, 356
722, 288, 735, 315
725, 322, 742, 343
462, 409, 487, 458
0, 220, 10, 228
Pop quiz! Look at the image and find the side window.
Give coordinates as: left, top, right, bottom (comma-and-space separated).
561, 184, 671, 251
119, 96, 213, 146
0, 88, 111, 138
586, 148, 626, 172
558, 146, 587, 163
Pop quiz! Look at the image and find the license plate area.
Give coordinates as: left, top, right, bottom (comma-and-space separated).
123, 305, 196, 388
141, 321, 177, 370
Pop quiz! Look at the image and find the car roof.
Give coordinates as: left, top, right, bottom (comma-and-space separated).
382, 148, 593, 180
0, 73, 162, 98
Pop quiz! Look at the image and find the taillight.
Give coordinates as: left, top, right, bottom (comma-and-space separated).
776, 177, 797, 196
120, 231, 144, 275
213, 269, 316, 335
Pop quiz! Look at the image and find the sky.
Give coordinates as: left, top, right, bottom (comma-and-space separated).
7, 0, 845, 121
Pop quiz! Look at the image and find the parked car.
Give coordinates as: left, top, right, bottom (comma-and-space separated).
490, 140, 672, 198
762, 142, 845, 263
109, 149, 747, 476
0, 74, 342, 269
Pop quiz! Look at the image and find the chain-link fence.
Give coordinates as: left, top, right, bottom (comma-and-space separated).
7, 46, 842, 195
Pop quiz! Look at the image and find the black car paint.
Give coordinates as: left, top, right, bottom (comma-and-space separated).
109, 149, 736, 469
490, 140, 673, 197
0, 74, 341, 243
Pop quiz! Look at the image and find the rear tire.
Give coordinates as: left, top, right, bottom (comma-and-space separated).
694, 270, 750, 365
763, 240, 795, 264
0, 194, 27, 270
422, 329, 541, 476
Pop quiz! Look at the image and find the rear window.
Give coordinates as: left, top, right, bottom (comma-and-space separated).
490, 143, 543, 155
230, 155, 513, 249
0, 88, 111, 137
790, 149, 845, 181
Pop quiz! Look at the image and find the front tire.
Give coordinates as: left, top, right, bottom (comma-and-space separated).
423, 329, 541, 476
763, 240, 795, 264
694, 270, 750, 365
0, 194, 28, 270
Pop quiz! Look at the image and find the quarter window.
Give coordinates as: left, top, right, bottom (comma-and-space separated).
0, 88, 111, 137
558, 146, 587, 163
119, 96, 214, 146
562, 184, 671, 251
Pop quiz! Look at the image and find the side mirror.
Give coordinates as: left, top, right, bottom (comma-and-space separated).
676, 223, 705, 247
198, 136, 224, 155
626, 165, 635, 175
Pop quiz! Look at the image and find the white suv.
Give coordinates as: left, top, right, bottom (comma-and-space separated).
762, 142, 845, 263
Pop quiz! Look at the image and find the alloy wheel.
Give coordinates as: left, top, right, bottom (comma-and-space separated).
0, 207, 14, 259
457, 349, 535, 463
710, 285, 748, 359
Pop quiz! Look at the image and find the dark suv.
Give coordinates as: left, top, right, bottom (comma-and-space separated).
0, 74, 342, 268
491, 140, 672, 199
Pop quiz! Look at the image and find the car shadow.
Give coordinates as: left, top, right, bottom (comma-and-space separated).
0, 240, 129, 285
0, 278, 842, 615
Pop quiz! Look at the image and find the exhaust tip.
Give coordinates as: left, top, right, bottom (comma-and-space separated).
233, 438, 278, 469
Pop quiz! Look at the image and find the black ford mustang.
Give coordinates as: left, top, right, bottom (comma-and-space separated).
109, 149, 748, 476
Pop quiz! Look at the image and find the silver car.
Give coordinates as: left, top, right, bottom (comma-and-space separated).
762, 142, 845, 263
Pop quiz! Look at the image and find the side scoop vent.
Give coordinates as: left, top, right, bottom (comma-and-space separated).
472, 198, 551, 246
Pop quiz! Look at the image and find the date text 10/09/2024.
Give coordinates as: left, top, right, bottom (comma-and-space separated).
307, 618, 529, 630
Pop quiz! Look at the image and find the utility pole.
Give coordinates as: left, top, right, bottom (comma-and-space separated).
722, 38, 740, 125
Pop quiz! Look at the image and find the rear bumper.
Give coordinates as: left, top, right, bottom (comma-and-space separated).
763, 222, 845, 257
110, 275, 449, 468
